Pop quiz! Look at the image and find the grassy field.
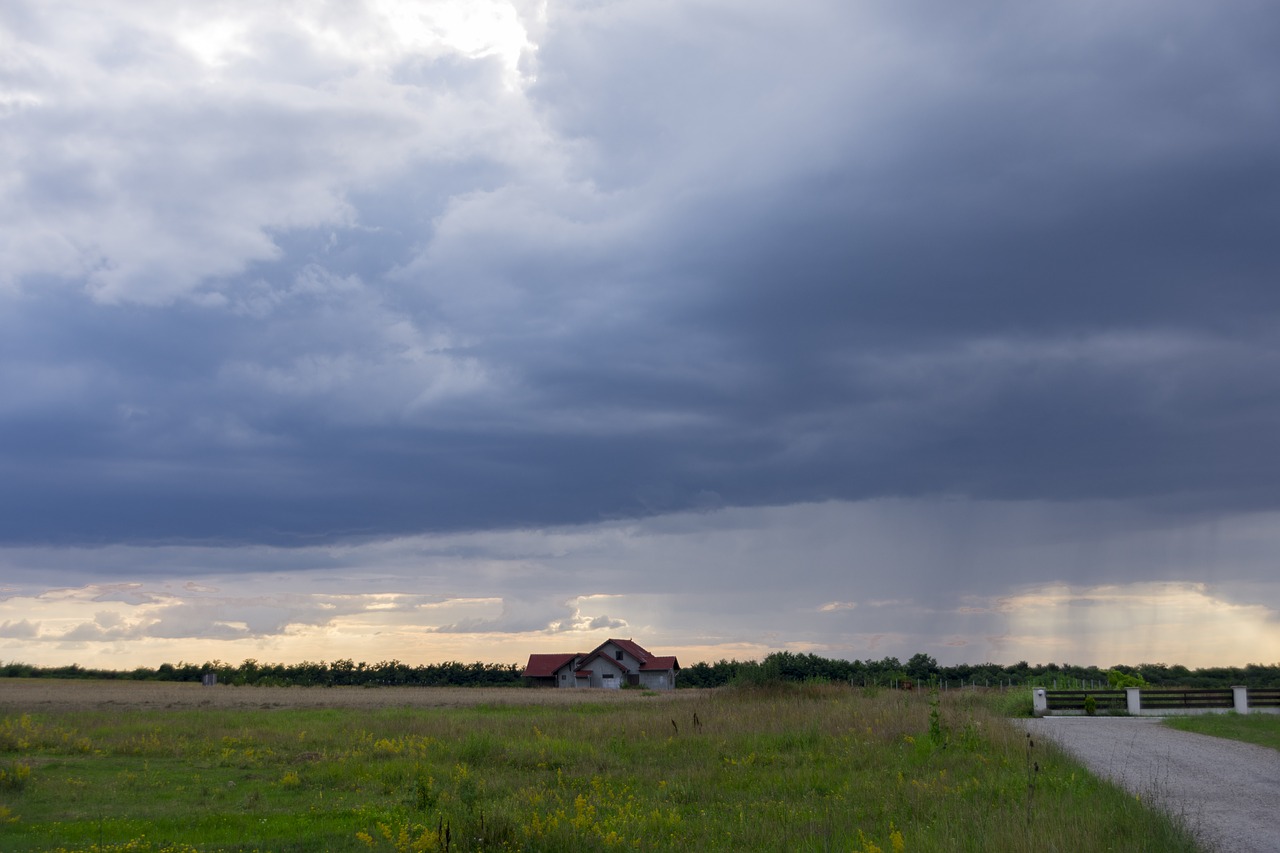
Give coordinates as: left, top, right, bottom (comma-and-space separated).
0, 680, 1200, 852
1162, 713, 1280, 752
0, 680, 669, 713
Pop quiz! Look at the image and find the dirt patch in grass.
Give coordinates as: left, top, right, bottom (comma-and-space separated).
0, 678, 709, 712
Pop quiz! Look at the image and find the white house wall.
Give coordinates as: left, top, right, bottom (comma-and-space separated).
598, 643, 639, 676
638, 670, 674, 690
589, 656, 627, 688
553, 662, 580, 688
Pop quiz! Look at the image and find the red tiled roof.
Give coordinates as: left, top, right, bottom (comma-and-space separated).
640, 655, 679, 672
522, 653, 577, 678
604, 638, 651, 662
525, 642, 677, 680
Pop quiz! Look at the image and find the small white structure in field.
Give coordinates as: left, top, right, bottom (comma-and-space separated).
522, 638, 680, 690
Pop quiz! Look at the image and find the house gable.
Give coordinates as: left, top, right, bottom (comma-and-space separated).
523, 639, 680, 689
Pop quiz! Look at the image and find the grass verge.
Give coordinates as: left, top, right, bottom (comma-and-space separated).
1162, 713, 1280, 752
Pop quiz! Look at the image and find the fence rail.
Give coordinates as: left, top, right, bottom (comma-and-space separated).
1034, 686, 1280, 716
1043, 690, 1126, 713
1137, 689, 1233, 710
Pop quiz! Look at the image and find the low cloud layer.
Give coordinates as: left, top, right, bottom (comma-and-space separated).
3, 501, 1277, 668
3, 2, 1278, 666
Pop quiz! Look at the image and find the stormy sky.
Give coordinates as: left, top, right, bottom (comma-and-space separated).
3, 0, 1279, 669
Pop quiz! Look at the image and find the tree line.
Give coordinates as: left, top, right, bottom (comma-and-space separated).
0, 659, 523, 687
1, 653, 1276, 688
675, 652, 1280, 689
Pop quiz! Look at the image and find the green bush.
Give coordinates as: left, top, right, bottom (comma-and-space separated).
1107, 669, 1147, 689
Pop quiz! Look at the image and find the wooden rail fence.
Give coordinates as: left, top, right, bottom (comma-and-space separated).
1034, 686, 1280, 716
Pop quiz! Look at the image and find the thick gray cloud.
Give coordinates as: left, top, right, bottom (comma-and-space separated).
2, 2, 1279, 665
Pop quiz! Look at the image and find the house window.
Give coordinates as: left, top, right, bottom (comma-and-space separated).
560, 674, 567, 681
603, 673, 614, 679
615, 650, 624, 661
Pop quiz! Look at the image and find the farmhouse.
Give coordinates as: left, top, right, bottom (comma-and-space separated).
522, 638, 680, 690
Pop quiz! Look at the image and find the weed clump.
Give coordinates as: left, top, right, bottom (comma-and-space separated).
0, 759, 32, 791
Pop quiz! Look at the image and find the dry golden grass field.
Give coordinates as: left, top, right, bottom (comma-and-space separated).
0, 678, 710, 712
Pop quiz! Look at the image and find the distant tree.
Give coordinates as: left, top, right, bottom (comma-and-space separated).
1107, 668, 1146, 688
905, 653, 938, 683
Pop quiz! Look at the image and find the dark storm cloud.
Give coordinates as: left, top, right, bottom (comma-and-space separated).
3, 1, 1280, 547
512, 0, 1280, 509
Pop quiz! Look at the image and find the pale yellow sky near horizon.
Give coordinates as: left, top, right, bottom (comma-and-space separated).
3, 578, 1275, 671
4, 500, 1279, 672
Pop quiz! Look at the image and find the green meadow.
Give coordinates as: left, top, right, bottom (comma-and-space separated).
1, 683, 1199, 852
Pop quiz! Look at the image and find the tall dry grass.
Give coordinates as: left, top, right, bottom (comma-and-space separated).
0, 678, 710, 712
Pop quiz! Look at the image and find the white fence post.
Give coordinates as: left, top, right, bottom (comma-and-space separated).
1233, 685, 1249, 714
1033, 688, 1048, 716
1126, 687, 1141, 715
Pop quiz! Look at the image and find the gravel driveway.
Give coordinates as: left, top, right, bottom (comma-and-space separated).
1019, 717, 1280, 852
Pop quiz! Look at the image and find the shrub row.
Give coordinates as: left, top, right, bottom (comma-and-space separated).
2, 653, 1276, 689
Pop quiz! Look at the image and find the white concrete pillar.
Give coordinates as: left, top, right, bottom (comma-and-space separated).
1033, 688, 1048, 716
1126, 687, 1142, 715
1233, 686, 1249, 714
